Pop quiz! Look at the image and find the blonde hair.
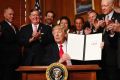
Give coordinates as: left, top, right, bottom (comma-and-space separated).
52, 25, 67, 33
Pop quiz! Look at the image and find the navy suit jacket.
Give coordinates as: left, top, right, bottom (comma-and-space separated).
19, 23, 54, 65
44, 43, 60, 65
44, 43, 88, 65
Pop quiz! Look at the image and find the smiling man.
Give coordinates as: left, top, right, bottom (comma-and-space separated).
44, 11, 55, 28
19, 9, 54, 66
0, 7, 21, 80
100, 0, 120, 80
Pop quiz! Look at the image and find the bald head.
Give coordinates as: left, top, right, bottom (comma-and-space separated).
101, 0, 114, 4
101, 0, 114, 14
4, 7, 14, 23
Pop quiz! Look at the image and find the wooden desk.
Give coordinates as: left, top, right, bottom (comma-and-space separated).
17, 64, 100, 80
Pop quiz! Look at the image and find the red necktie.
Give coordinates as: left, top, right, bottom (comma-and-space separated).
59, 44, 67, 65
59, 44, 64, 58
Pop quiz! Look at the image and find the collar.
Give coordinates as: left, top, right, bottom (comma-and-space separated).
76, 30, 83, 34
5, 20, 16, 33
49, 24, 53, 27
32, 24, 39, 28
106, 10, 114, 20
57, 40, 67, 47
5, 20, 12, 26
46, 23, 53, 27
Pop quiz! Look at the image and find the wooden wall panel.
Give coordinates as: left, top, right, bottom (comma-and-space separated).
26, 0, 119, 25
1, 0, 118, 26
40, 0, 103, 24
0, 0, 25, 27
41, 0, 75, 24
94, 0, 102, 13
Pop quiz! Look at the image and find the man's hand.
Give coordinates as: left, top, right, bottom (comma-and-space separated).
59, 53, 71, 63
84, 27, 92, 35
106, 22, 114, 31
97, 19, 106, 27
100, 42, 104, 49
29, 31, 41, 42
32, 31, 41, 39
113, 20, 120, 32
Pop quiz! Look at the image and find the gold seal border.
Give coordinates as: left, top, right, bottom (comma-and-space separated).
46, 63, 68, 80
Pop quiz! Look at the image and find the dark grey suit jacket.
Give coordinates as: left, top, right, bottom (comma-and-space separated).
100, 11, 120, 68
0, 20, 21, 65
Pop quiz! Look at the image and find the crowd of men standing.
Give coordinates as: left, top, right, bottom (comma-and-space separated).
0, 0, 120, 80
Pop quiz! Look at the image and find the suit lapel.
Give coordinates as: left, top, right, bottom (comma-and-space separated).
38, 23, 42, 32
4, 21, 16, 35
53, 43, 60, 59
111, 11, 116, 21
111, 11, 120, 22
29, 24, 33, 35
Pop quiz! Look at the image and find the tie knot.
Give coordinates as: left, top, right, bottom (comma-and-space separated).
105, 15, 109, 20
33, 25, 38, 32
60, 44, 63, 47
34, 25, 37, 27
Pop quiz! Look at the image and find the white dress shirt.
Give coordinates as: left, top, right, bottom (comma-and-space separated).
76, 30, 83, 35
105, 10, 114, 20
32, 24, 39, 32
57, 41, 72, 66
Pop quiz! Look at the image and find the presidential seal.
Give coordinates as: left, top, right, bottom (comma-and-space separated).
46, 63, 68, 80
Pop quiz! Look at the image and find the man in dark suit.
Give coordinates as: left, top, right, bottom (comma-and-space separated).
44, 25, 72, 65
100, 0, 120, 80
0, 7, 21, 80
44, 11, 55, 28
84, 10, 104, 34
19, 9, 54, 66
71, 16, 84, 35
